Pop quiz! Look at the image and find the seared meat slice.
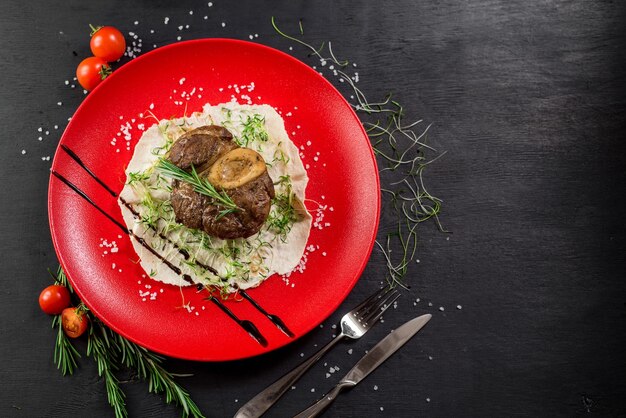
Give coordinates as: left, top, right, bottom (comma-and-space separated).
170, 180, 207, 230
202, 171, 275, 239
168, 125, 238, 172
167, 125, 275, 239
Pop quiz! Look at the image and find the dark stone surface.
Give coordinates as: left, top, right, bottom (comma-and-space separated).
0, 0, 624, 417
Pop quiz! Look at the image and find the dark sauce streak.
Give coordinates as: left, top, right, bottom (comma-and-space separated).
61, 145, 119, 198
54, 151, 267, 346
118, 197, 221, 276
207, 296, 268, 347
63, 145, 221, 277
239, 289, 295, 338
52, 170, 191, 283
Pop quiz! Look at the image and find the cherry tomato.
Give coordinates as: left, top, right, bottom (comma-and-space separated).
76, 57, 111, 91
61, 307, 89, 338
39, 285, 71, 315
90, 25, 126, 62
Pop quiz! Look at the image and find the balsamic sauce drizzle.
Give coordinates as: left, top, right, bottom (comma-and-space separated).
206, 296, 268, 347
55, 146, 293, 345
50, 170, 194, 285
238, 288, 295, 338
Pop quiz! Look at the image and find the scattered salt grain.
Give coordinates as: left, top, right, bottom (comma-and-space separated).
439, 306, 444, 312
21, 150, 26, 155
221, 22, 226, 27
347, 349, 353, 355
374, 385, 378, 390
177, 36, 182, 41
134, 21, 139, 25
457, 305, 462, 310
311, 388, 315, 393
426, 398, 430, 402
164, 17, 169, 24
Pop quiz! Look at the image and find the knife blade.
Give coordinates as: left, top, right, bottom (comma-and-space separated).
293, 313, 432, 418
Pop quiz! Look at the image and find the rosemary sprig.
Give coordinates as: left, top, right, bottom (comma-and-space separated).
115, 333, 204, 418
50, 265, 80, 375
87, 323, 127, 418
156, 159, 238, 218
48, 265, 205, 418
52, 314, 81, 376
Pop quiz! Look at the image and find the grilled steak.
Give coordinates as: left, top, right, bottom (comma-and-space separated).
167, 125, 275, 239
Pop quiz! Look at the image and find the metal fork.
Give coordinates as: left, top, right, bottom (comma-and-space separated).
234, 286, 400, 418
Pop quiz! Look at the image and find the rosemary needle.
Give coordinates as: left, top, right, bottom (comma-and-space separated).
271, 18, 446, 288
156, 159, 239, 217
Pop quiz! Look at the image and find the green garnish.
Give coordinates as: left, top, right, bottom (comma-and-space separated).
48, 265, 205, 418
237, 113, 269, 147
271, 17, 445, 289
156, 159, 238, 218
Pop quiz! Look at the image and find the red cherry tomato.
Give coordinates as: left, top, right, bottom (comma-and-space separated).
39, 285, 71, 315
90, 25, 126, 62
61, 307, 89, 338
76, 57, 111, 91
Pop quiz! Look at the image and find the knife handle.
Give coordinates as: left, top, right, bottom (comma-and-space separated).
234, 334, 344, 418
292, 381, 354, 418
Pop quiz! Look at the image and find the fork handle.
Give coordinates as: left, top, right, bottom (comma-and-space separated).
234, 334, 344, 418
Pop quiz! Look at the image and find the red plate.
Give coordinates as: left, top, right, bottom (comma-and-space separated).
48, 39, 380, 361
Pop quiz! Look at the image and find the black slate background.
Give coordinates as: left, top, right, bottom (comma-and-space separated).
1, 0, 625, 417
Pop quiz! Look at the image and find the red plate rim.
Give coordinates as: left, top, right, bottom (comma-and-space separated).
48, 38, 381, 361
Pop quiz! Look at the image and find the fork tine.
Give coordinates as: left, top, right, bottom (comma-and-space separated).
352, 286, 391, 314
355, 287, 396, 318
361, 290, 400, 326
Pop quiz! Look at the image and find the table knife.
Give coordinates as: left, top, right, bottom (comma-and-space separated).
293, 313, 432, 418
